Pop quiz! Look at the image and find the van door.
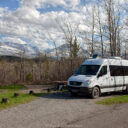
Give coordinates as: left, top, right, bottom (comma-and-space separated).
109, 66, 124, 91
97, 65, 109, 92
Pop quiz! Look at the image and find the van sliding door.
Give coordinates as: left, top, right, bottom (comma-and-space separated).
109, 66, 124, 91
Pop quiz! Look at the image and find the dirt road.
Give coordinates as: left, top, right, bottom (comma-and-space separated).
0, 92, 128, 128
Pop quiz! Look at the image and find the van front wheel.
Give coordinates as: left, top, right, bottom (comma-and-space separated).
91, 87, 100, 99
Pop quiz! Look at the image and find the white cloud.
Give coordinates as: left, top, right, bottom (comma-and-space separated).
0, 0, 82, 52
0, 0, 127, 55
21, 0, 80, 9
0, 7, 8, 17
79, 24, 91, 32
1, 37, 27, 44
16, 7, 40, 21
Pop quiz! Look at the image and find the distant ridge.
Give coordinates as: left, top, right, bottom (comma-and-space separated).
0, 55, 54, 62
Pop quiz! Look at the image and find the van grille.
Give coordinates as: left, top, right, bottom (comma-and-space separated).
69, 81, 82, 86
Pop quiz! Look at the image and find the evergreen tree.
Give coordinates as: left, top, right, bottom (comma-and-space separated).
72, 37, 80, 58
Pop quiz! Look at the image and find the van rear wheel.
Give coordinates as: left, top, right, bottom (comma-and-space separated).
125, 86, 128, 94
91, 87, 100, 99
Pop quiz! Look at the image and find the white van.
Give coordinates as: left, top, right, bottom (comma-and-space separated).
67, 57, 128, 98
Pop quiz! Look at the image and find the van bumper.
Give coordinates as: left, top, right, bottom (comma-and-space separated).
67, 85, 92, 95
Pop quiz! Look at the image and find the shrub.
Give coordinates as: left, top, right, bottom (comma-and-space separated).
26, 74, 33, 82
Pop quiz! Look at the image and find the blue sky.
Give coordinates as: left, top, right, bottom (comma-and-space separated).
0, 0, 20, 10
0, 0, 74, 12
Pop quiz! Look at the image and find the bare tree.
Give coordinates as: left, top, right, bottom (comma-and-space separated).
91, 6, 96, 56
57, 18, 79, 73
81, 5, 97, 57
19, 49, 26, 82
48, 33, 62, 80
57, 18, 79, 58
48, 33, 59, 60
37, 51, 44, 81
95, 6, 105, 57
104, 0, 121, 56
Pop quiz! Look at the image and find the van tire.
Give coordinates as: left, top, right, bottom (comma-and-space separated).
125, 85, 128, 94
91, 86, 100, 99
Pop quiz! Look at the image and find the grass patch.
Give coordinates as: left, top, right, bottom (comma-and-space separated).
0, 91, 47, 110
96, 95, 128, 105
0, 84, 24, 90
0, 84, 66, 110
0, 84, 49, 110
0, 92, 36, 110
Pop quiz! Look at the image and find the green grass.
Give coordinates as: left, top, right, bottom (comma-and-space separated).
0, 92, 36, 110
0, 84, 66, 110
0, 91, 48, 110
0, 84, 48, 110
0, 84, 24, 90
96, 95, 128, 105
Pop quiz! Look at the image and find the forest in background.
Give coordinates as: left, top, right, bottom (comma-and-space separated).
0, 55, 85, 85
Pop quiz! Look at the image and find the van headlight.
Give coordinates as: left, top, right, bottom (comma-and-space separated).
81, 83, 85, 86
85, 80, 91, 85
87, 80, 91, 84
80, 83, 85, 86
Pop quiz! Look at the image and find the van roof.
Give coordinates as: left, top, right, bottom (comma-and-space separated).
82, 58, 106, 65
82, 58, 128, 66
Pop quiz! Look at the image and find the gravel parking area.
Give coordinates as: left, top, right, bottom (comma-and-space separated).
0, 92, 128, 128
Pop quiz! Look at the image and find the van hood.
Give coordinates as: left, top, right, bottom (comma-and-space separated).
68, 74, 95, 83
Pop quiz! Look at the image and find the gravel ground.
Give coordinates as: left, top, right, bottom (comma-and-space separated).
0, 92, 128, 128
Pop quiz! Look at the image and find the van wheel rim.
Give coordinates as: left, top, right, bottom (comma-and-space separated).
93, 88, 99, 97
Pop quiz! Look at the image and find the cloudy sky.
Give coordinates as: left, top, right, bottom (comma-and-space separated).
0, 0, 127, 54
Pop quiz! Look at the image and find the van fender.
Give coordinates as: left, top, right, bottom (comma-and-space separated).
90, 82, 100, 88
90, 83, 101, 95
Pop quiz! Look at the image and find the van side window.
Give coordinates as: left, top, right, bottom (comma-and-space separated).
123, 66, 128, 76
99, 66, 107, 76
109, 66, 124, 76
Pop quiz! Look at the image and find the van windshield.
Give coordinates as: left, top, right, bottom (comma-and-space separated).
75, 65, 100, 75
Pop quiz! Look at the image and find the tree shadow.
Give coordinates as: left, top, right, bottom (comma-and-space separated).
36, 91, 91, 100
34, 90, 127, 101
